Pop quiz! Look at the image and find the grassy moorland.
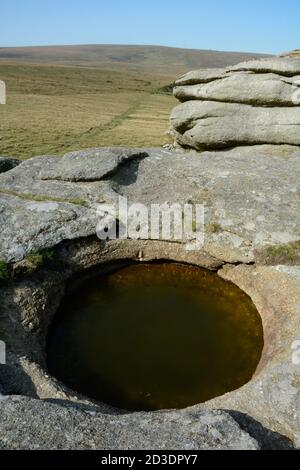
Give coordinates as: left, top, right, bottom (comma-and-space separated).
0, 62, 176, 158
0, 45, 270, 159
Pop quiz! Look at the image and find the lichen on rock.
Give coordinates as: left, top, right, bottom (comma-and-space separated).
170, 54, 300, 151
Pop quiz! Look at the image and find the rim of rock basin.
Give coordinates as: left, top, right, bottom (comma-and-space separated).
0, 237, 299, 445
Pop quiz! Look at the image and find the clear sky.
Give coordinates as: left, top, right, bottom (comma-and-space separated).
0, 0, 299, 54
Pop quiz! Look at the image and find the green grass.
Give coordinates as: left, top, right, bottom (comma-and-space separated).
0, 62, 176, 159
0, 189, 88, 206
265, 241, 300, 263
25, 249, 56, 269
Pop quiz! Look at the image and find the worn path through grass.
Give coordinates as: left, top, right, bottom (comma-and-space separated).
0, 62, 176, 158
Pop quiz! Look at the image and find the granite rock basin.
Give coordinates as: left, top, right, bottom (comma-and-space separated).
47, 262, 264, 411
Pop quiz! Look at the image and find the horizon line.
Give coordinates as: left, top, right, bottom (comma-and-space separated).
0, 42, 275, 56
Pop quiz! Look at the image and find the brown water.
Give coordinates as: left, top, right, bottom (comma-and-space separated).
47, 263, 264, 411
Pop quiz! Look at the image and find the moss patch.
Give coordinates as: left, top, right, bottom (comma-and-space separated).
256, 241, 300, 265
0, 260, 10, 283
206, 222, 222, 234
0, 189, 88, 207
25, 249, 56, 269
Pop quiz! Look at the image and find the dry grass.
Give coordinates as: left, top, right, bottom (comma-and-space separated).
0, 62, 176, 158
0, 46, 270, 159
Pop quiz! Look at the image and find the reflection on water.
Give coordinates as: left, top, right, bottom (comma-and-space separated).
47, 263, 264, 411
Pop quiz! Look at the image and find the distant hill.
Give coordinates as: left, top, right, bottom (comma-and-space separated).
0, 44, 272, 76
0, 44, 273, 158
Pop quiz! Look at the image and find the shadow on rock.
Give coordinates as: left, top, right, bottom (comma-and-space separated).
0, 354, 38, 398
227, 410, 295, 450
111, 155, 147, 187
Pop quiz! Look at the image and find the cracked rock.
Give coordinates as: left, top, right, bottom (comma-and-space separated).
170, 54, 300, 151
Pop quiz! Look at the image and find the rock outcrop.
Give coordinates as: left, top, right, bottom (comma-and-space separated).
0, 146, 299, 450
0, 52, 300, 452
0, 146, 299, 265
170, 55, 300, 151
280, 50, 300, 58
0, 399, 261, 450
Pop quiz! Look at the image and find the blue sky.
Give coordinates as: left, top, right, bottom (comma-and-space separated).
0, 0, 299, 54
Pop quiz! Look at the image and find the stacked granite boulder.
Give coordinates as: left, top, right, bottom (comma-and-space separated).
170, 53, 300, 151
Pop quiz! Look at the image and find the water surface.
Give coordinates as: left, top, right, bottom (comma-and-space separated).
47, 263, 263, 411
